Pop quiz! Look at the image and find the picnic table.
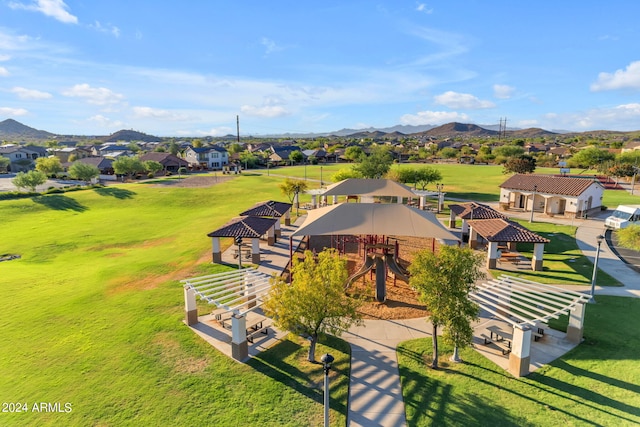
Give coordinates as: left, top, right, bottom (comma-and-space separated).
483, 325, 513, 355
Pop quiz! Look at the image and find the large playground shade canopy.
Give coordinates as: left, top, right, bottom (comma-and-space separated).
292, 203, 459, 242
321, 178, 417, 198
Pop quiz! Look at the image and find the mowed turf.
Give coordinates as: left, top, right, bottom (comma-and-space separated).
0, 175, 349, 427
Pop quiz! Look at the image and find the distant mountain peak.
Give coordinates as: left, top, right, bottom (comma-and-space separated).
0, 118, 55, 139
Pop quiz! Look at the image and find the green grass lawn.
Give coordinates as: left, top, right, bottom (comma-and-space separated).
398, 296, 640, 427
0, 175, 349, 426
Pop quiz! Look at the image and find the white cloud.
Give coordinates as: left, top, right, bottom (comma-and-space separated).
0, 67, 9, 77
61, 83, 124, 105
0, 55, 10, 61
416, 3, 434, 14
132, 106, 188, 121
240, 104, 290, 118
400, 110, 469, 125
11, 86, 52, 99
516, 119, 539, 128
591, 61, 640, 91
260, 37, 283, 55
493, 84, 515, 99
8, 0, 78, 24
87, 114, 125, 129
0, 106, 28, 116
89, 21, 121, 38
434, 91, 495, 109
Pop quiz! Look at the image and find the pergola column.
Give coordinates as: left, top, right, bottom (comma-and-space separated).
183, 286, 198, 326
468, 226, 479, 249
449, 211, 456, 228
438, 192, 445, 212
461, 219, 469, 242
211, 237, 221, 263
284, 210, 291, 226
231, 314, 248, 361
419, 195, 426, 210
487, 241, 499, 269
332, 195, 338, 205
532, 243, 544, 271
251, 238, 261, 264
267, 225, 275, 246
397, 196, 403, 204
311, 194, 317, 209
509, 325, 532, 377
274, 219, 281, 238
566, 302, 586, 343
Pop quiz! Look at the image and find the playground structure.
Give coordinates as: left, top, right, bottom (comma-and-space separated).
344, 236, 410, 303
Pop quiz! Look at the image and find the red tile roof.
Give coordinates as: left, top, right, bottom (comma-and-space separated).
500, 174, 602, 196
449, 202, 508, 220
467, 219, 549, 243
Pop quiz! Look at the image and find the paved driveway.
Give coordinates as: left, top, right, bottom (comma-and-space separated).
0, 174, 81, 192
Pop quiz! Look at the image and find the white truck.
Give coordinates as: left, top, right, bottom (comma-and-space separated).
605, 205, 640, 229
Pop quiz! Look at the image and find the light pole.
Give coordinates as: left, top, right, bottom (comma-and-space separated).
320, 165, 324, 187
235, 237, 243, 269
529, 184, 537, 223
304, 160, 307, 181
589, 234, 605, 303
321, 353, 334, 427
436, 183, 444, 213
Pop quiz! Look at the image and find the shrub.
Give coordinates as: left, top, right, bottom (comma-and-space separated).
617, 225, 640, 251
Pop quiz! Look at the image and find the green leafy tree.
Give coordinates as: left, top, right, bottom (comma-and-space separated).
352, 147, 393, 178
279, 178, 308, 215
414, 167, 443, 190
227, 143, 243, 154
568, 146, 615, 169
0, 156, 11, 173
618, 150, 640, 165
344, 146, 364, 162
503, 155, 537, 174
263, 249, 362, 361
113, 156, 145, 181
127, 142, 141, 153
288, 150, 304, 165
331, 168, 362, 182
192, 139, 204, 148
439, 147, 459, 159
239, 151, 259, 169
408, 245, 484, 367
69, 162, 100, 184
12, 170, 47, 192
143, 160, 164, 177
168, 141, 180, 156
35, 157, 63, 177
493, 145, 525, 158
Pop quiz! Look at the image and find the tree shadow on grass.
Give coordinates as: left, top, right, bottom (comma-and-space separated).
32, 195, 88, 212
94, 187, 136, 199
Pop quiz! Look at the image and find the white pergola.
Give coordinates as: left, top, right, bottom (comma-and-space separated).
470, 275, 590, 377
181, 268, 273, 360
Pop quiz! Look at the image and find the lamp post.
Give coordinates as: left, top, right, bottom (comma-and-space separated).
529, 184, 537, 223
589, 234, 605, 303
235, 236, 243, 269
320, 165, 324, 187
304, 160, 307, 181
321, 353, 334, 427
436, 183, 444, 213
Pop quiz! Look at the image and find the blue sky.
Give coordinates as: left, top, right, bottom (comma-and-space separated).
2, 1, 640, 137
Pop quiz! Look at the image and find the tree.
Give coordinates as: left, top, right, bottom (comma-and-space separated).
492, 145, 525, 158
144, 160, 164, 177
344, 146, 364, 162
263, 249, 362, 361
503, 155, 537, 174
69, 162, 100, 184
227, 143, 243, 154
408, 245, 484, 367
288, 150, 304, 165
0, 156, 10, 173
568, 146, 615, 169
239, 151, 259, 169
279, 178, 308, 215
168, 141, 180, 156
12, 170, 47, 192
113, 156, 145, 181
331, 168, 362, 182
414, 167, 442, 190
127, 142, 141, 153
608, 163, 636, 180
439, 147, 459, 159
352, 147, 393, 178
35, 157, 63, 177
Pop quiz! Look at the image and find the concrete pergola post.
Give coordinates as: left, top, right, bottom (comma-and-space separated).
438, 192, 445, 212
267, 225, 275, 246
184, 286, 198, 326
231, 314, 248, 361
251, 238, 261, 264
487, 241, 499, 269
419, 195, 426, 210
284, 210, 291, 226
274, 219, 281, 238
449, 210, 456, 228
332, 195, 338, 205
509, 325, 532, 377
566, 302, 586, 343
468, 227, 479, 249
311, 194, 317, 209
532, 243, 545, 271
397, 196, 403, 204
211, 237, 222, 263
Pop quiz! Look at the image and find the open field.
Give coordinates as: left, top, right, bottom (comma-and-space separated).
0, 165, 637, 426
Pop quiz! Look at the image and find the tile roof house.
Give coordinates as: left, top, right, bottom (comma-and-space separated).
499, 174, 604, 218
139, 152, 189, 172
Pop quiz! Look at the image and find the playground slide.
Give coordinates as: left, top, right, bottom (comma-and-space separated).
385, 254, 409, 283
375, 257, 386, 303
345, 255, 375, 289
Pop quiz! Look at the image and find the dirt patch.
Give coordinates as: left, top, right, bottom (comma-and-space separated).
151, 332, 210, 374
151, 175, 234, 188
306, 235, 441, 320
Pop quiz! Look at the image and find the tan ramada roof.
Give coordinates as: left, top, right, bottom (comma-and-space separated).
321, 178, 416, 198
467, 218, 549, 243
449, 202, 508, 220
500, 174, 602, 196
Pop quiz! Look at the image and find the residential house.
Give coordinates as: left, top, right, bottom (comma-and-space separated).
0, 144, 46, 172
53, 146, 92, 163
499, 174, 604, 218
63, 156, 115, 178
182, 146, 229, 170
139, 152, 189, 173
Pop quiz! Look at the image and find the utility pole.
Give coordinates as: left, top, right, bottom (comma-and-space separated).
236, 115, 240, 144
